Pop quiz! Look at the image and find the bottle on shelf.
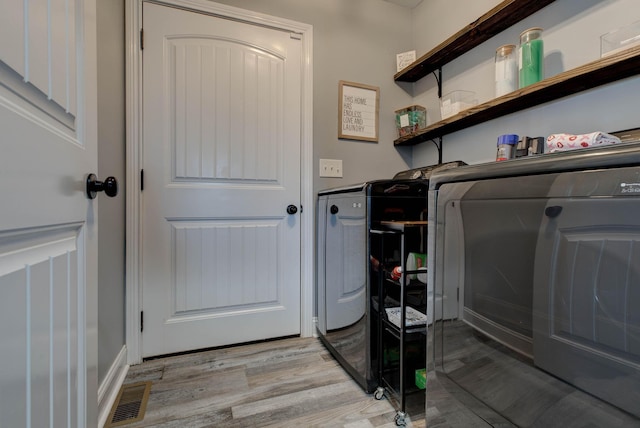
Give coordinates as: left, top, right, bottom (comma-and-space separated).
495, 44, 518, 97
496, 134, 519, 161
519, 27, 544, 88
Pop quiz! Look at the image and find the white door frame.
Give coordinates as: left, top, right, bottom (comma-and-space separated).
124, 0, 314, 364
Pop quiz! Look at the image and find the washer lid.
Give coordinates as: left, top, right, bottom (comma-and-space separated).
393, 160, 467, 180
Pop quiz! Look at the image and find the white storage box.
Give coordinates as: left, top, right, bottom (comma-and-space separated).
601, 21, 640, 57
440, 90, 477, 119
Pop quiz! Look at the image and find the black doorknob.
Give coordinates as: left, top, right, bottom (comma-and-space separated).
330, 205, 339, 215
287, 204, 298, 215
544, 205, 563, 218
86, 173, 118, 199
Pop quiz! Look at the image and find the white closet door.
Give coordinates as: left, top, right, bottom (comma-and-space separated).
141, 2, 302, 357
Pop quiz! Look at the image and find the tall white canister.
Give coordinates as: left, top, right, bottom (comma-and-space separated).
495, 44, 517, 97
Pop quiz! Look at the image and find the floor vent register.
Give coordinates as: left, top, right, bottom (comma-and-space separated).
105, 381, 152, 427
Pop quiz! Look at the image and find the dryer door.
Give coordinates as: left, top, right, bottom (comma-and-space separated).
325, 194, 367, 330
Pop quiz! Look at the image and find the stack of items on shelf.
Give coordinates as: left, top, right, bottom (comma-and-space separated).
495, 131, 622, 161
496, 134, 545, 161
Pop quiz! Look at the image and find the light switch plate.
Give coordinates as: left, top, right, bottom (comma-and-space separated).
319, 159, 343, 177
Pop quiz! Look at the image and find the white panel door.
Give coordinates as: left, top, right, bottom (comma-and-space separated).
0, 0, 98, 426
142, 2, 302, 357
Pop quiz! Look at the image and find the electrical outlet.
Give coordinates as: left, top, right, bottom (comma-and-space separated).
319, 159, 343, 177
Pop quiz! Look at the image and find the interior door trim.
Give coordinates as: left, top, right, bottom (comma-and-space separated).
124, 0, 314, 364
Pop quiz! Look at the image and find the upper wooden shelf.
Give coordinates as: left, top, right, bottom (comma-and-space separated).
394, 0, 555, 82
394, 45, 640, 146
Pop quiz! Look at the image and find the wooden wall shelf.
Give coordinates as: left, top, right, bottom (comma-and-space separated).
394, 45, 640, 146
394, 0, 555, 83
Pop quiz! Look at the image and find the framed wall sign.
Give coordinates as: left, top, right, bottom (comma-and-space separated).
396, 50, 416, 72
338, 80, 379, 142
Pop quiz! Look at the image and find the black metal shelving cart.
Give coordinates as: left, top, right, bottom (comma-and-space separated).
371, 221, 428, 427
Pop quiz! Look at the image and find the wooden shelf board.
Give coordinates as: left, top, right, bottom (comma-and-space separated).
394, 0, 555, 82
394, 45, 640, 146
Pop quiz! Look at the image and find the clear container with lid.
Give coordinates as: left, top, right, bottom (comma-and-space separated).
495, 44, 518, 97
519, 27, 544, 88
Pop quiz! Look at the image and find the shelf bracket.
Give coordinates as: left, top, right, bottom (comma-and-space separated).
431, 137, 443, 164
432, 68, 442, 99
432, 68, 443, 162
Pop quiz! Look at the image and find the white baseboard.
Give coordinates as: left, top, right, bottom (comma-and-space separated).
98, 345, 129, 428
312, 316, 319, 338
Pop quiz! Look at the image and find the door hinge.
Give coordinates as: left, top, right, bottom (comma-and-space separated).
140, 169, 144, 191
300, 205, 303, 213
141, 311, 144, 332
140, 29, 144, 50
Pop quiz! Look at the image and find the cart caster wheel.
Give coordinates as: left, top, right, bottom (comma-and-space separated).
394, 411, 407, 427
374, 387, 385, 400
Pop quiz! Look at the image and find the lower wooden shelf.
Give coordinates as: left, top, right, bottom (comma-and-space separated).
395, 45, 640, 146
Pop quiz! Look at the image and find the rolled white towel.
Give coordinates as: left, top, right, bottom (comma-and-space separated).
546, 132, 621, 153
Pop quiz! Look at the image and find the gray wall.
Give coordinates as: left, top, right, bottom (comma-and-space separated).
210, 0, 417, 194
97, 0, 126, 383
410, 0, 640, 166
94, 0, 640, 382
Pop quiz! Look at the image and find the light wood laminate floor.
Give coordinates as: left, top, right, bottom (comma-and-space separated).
123, 336, 426, 427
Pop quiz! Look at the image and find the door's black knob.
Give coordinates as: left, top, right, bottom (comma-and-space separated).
330, 205, 339, 215
86, 173, 118, 199
544, 205, 563, 218
286, 204, 298, 215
